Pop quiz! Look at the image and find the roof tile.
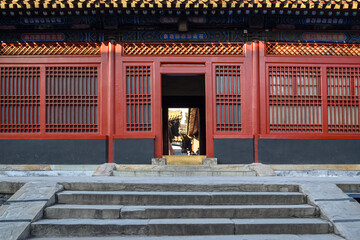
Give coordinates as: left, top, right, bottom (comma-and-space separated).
1, 0, 360, 10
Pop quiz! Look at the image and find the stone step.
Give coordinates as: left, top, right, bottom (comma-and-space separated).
30, 218, 332, 237
45, 205, 121, 219
27, 234, 345, 240
120, 204, 318, 219
45, 204, 318, 219
57, 191, 306, 205
59, 182, 299, 192
112, 170, 256, 177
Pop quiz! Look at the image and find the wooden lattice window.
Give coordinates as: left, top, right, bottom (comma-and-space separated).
268, 66, 322, 133
1, 43, 101, 56
215, 65, 241, 132
124, 43, 244, 56
126, 65, 152, 132
0, 67, 40, 133
327, 67, 360, 133
45, 66, 98, 133
266, 42, 360, 57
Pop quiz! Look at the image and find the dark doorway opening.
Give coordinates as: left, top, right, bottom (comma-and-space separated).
162, 74, 206, 156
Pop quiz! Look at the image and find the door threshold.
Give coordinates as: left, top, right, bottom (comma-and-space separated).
163, 155, 206, 165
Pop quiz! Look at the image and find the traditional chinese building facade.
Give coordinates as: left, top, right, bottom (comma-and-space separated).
1, 0, 360, 165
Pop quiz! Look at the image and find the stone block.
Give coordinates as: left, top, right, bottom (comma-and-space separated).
92, 163, 116, 177
202, 158, 217, 165
249, 163, 276, 177
151, 158, 167, 165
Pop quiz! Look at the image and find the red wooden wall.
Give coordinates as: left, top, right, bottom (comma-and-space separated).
259, 42, 360, 139
1, 42, 360, 163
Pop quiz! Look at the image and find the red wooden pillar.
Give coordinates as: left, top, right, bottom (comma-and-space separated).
154, 60, 162, 158
252, 41, 260, 163
205, 60, 214, 158
107, 42, 115, 163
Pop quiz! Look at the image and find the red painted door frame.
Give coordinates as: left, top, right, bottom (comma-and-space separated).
157, 61, 210, 158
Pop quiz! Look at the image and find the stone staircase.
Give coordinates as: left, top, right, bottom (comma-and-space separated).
29, 183, 343, 239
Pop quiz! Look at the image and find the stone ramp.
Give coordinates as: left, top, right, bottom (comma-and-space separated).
28, 183, 338, 238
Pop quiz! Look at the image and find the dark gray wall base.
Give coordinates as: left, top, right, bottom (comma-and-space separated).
0, 139, 107, 164
259, 139, 360, 164
114, 139, 154, 164
214, 139, 254, 164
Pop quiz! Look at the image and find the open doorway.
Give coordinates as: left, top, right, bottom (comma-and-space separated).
162, 74, 206, 158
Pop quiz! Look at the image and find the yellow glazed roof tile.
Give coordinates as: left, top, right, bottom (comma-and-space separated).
1, 0, 360, 9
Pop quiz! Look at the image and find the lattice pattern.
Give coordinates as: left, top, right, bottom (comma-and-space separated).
327, 67, 360, 133
0, 67, 40, 133
126, 65, 152, 132
46, 66, 98, 133
124, 43, 244, 56
0, 43, 100, 56
268, 66, 322, 133
215, 65, 241, 132
266, 43, 360, 57
1, 0, 358, 10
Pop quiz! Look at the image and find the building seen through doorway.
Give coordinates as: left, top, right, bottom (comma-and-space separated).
168, 108, 200, 156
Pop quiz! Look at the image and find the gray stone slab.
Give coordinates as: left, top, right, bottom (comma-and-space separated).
31, 218, 332, 237
31, 219, 149, 237
27, 235, 345, 240
45, 205, 122, 219
112, 170, 257, 177
121, 204, 317, 219
9, 182, 63, 205
0, 202, 45, 222
233, 218, 331, 234
57, 191, 305, 205
148, 218, 234, 235
210, 192, 306, 205
0, 222, 30, 240
57, 191, 211, 205
301, 183, 360, 240
59, 182, 300, 192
